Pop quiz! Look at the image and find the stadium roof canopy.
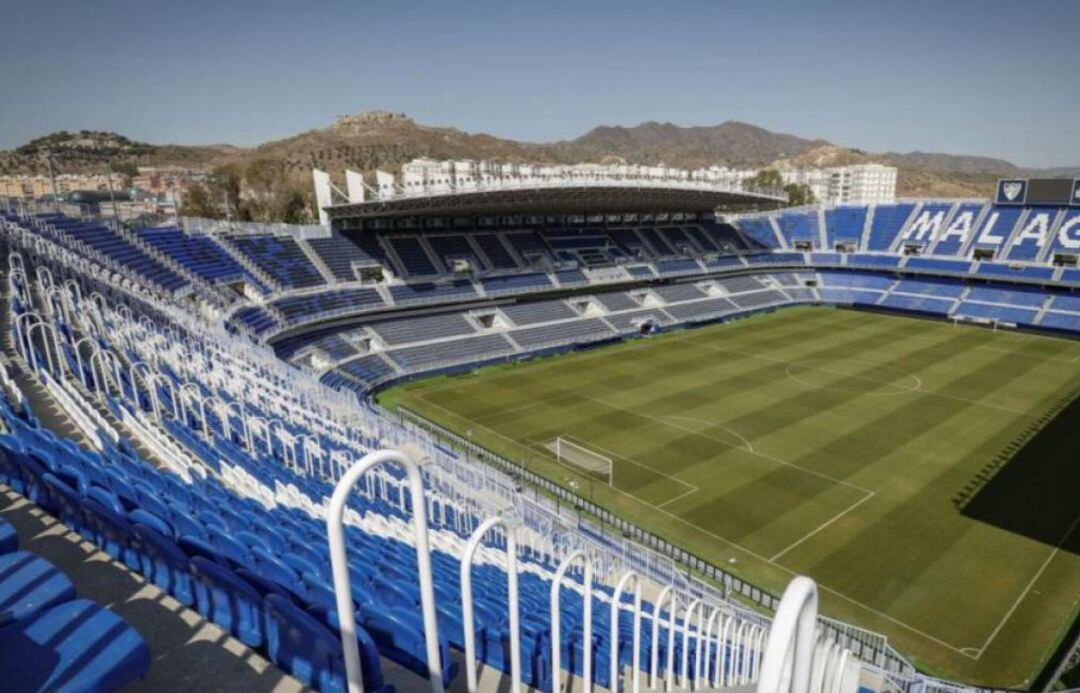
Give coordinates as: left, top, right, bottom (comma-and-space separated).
323, 184, 787, 222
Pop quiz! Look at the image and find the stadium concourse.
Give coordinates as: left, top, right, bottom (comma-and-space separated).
0, 175, 1078, 692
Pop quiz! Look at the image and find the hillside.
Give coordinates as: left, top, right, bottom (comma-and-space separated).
2, 114, 1074, 202
544, 120, 828, 169
0, 130, 233, 175
235, 111, 549, 174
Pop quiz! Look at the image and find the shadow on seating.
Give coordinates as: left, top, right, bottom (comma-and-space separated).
1, 488, 309, 693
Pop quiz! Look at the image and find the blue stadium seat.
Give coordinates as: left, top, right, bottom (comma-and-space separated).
131, 524, 196, 606
0, 517, 17, 554
264, 593, 392, 693
190, 556, 266, 648
824, 206, 867, 248
229, 234, 325, 289
359, 602, 459, 685
0, 598, 151, 693
866, 203, 915, 251
136, 227, 257, 288
0, 551, 77, 627
82, 499, 141, 571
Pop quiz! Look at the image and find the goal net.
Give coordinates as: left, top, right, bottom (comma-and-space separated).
546, 436, 613, 485
952, 315, 1000, 332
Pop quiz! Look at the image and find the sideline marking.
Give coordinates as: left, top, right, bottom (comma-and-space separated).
769, 492, 876, 562
972, 509, 1080, 658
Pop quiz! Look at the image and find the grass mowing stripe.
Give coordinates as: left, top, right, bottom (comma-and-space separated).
379, 307, 1080, 686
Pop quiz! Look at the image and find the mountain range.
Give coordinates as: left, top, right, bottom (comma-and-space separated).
2, 112, 1077, 199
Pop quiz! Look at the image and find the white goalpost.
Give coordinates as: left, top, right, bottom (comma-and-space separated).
547, 436, 614, 486
952, 315, 1000, 332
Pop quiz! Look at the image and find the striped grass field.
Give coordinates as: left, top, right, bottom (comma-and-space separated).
378, 306, 1080, 686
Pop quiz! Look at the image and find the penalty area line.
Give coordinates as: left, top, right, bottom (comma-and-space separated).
656, 485, 700, 509
769, 491, 876, 562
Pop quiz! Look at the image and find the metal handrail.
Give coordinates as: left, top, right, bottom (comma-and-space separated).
550, 550, 593, 693
461, 515, 520, 693
609, 569, 642, 693
327, 449, 443, 693
758, 576, 819, 693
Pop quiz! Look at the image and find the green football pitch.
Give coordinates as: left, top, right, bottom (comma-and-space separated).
378, 306, 1080, 686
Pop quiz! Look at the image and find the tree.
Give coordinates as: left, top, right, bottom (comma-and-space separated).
208, 164, 243, 220
746, 168, 782, 192
178, 183, 216, 218
277, 188, 310, 224
784, 183, 816, 207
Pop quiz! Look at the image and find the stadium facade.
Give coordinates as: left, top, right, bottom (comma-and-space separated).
0, 171, 1078, 692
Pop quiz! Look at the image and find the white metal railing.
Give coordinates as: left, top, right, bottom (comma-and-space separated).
550, 550, 593, 693
461, 516, 520, 693
179, 216, 326, 238
327, 449, 443, 693
609, 570, 642, 693
757, 576, 861, 693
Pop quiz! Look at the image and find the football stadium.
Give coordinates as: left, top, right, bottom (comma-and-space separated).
2, 166, 1080, 692
3, 4, 1080, 692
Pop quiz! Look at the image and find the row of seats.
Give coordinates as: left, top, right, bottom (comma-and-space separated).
0, 390, 403, 692
137, 226, 260, 289
317, 274, 815, 390
11, 215, 189, 294
735, 202, 1080, 265
0, 484, 151, 692
816, 270, 1080, 331
229, 234, 325, 289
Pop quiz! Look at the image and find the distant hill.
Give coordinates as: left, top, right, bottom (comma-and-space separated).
2, 113, 1075, 202
232, 115, 832, 181
236, 111, 546, 175
0, 130, 233, 175
545, 120, 829, 169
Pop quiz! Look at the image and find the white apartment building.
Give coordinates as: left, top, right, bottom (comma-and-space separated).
0, 172, 125, 200
394, 158, 896, 205
400, 159, 759, 190
780, 163, 897, 205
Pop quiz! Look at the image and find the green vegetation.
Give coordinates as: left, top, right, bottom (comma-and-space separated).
380, 307, 1080, 686
784, 182, 815, 206
745, 167, 782, 191
15, 130, 153, 156
179, 160, 315, 223
112, 161, 140, 178
745, 168, 814, 205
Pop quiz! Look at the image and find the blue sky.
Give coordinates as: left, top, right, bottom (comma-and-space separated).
2, 0, 1079, 167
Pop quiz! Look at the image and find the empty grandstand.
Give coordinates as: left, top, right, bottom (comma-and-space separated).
2, 172, 1079, 693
